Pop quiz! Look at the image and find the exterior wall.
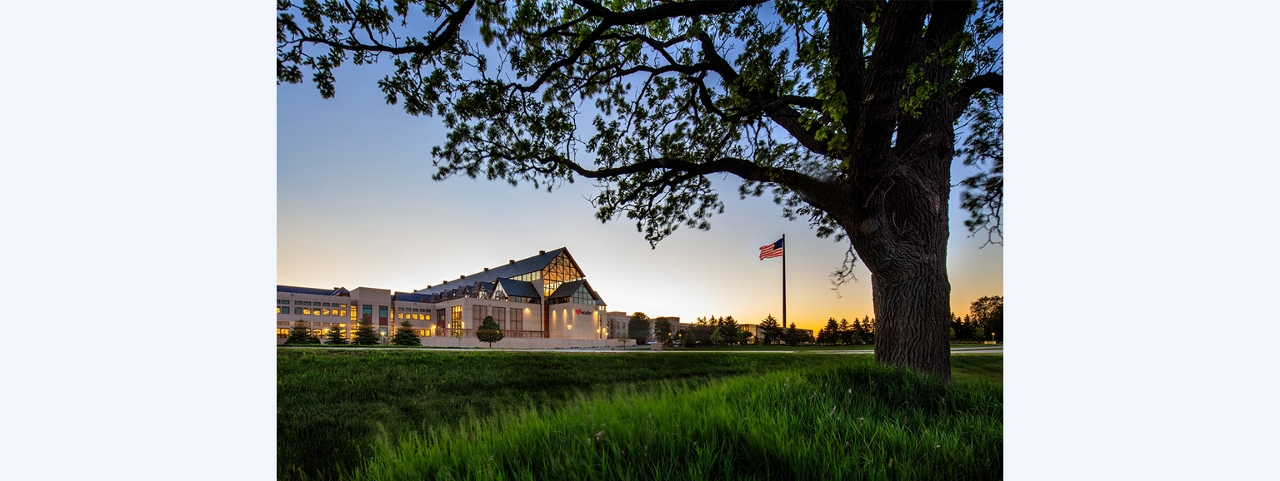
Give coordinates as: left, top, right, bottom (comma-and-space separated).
545, 302, 605, 339
601, 312, 681, 341
604, 311, 628, 339
393, 299, 437, 338
350, 287, 393, 340
427, 296, 547, 339
276, 292, 355, 341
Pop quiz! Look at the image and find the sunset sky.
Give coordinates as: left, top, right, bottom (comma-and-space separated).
277, 24, 1003, 332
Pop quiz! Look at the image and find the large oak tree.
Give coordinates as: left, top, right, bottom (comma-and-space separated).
278, 0, 1003, 383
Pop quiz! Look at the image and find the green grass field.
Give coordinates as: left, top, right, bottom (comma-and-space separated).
278, 350, 1001, 480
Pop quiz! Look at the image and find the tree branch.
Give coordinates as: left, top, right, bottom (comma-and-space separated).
694, 33, 830, 157
954, 72, 1002, 108
294, 0, 474, 56
570, 0, 767, 25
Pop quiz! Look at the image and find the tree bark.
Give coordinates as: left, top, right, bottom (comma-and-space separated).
844, 197, 953, 383
839, 137, 955, 384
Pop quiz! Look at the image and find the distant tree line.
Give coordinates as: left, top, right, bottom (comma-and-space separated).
951, 296, 1003, 342
754, 314, 819, 346
814, 316, 877, 346
676, 316, 752, 347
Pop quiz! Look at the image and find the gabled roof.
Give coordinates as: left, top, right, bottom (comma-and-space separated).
277, 285, 350, 296
393, 292, 433, 303
547, 279, 605, 305
547, 279, 585, 299
415, 247, 569, 295
496, 278, 540, 298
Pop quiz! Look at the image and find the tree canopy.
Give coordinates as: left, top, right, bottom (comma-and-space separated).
477, 315, 505, 347
278, 0, 1002, 382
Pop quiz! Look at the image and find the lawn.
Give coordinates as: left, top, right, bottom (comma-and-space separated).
278, 350, 1001, 480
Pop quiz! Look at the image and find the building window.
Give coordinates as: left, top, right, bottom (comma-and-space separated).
294, 300, 302, 305
379, 306, 389, 325
277, 328, 289, 338
451, 305, 462, 322
350, 306, 357, 321
281, 306, 290, 315
472, 305, 488, 322
492, 307, 506, 329
437, 309, 446, 328
362, 305, 373, 322
510, 309, 523, 331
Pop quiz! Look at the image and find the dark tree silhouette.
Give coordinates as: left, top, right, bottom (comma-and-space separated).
392, 320, 422, 346
476, 315, 504, 347
353, 314, 380, 345
278, 0, 1002, 382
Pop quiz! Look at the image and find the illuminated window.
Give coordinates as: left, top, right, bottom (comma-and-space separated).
539, 252, 584, 297
302, 308, 311, 315
397, 313, 403, 320
340, 310, 346, 317
322, 308, 331, 316
350, 306, 357, 321
450, 305, 462, 321
276, 307, 280, 314
424, 314, 430, 321
277, 328, 289, 338
340, 304, 348, 308
513, 271, 541, 282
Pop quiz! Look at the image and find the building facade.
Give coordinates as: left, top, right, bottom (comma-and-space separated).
277, 247, 626, 348
603, 312, 683, 341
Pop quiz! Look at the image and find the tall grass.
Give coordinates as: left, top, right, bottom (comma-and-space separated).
351, 362, 1002, 480
279, 350, 903, 479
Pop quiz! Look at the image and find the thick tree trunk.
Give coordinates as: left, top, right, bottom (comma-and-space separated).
840, 148, 955, 383
846, 213, 953, 383
866, 245, 952, 383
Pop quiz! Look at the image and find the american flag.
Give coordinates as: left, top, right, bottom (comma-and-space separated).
759, 238, 784, 260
